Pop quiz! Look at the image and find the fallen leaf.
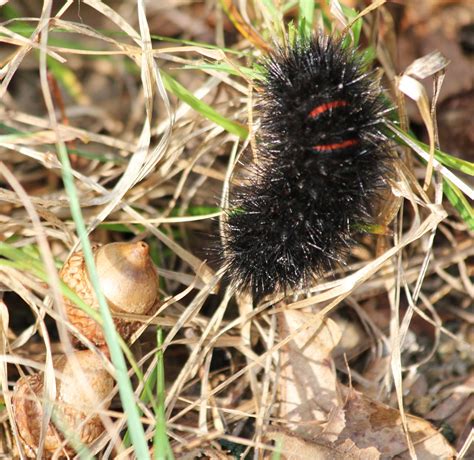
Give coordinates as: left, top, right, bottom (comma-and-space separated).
274, 311, 456, 459
277, 311, 344, 441
265, 429, 381, 460
339, 388, 457, 459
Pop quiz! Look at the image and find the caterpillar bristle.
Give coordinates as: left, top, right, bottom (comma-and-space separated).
221, 34, 393, 300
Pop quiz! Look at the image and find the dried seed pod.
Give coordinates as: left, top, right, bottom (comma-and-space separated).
12, 350, 114, 458
60, 241, 158, 347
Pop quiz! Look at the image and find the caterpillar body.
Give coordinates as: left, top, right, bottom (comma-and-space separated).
222, 35, 391, 300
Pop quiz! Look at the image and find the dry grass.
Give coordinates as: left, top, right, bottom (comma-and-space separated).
0, 0, 473, 458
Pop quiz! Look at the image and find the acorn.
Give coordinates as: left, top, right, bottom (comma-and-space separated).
12, 350, 114, 458
60, 241, 158, 347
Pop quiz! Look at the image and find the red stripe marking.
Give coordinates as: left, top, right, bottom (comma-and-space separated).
309, 100, 348, 118
312, 139, 358, 152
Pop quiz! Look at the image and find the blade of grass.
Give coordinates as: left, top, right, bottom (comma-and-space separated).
54, 144, 149, 457
45, 56, 88, 103
3, 10, 246, 139
258, 0, 285, 40
416, 141, 474, 176
389, 123, 474, 228
388, 123, 474, 199
160, 70, 248, 139
37, 9, 151, 449
150, 34, 248, 55
341, 5, 362, 46
182, 62, 262, 80
443, 179, 474, 230
153, 328, 174, 460
298, 0, 314, 40
122, 365, 158, 448
390, 123, 474, 176
219, 0, 272, 53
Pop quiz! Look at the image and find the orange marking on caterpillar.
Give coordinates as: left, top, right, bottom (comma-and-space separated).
312, 139, 358, 152
309, 100, 349, 118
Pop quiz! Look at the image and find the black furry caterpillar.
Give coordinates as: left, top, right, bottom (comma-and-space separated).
222, 35, 391, 300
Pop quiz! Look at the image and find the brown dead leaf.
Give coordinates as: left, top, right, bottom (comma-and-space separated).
264, 310, 455, 458
277, 311, 344, 441
265, 429, 381, 460
339, 388, 457, 459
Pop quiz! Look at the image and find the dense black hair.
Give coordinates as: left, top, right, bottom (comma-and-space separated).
222, 35, 392, 300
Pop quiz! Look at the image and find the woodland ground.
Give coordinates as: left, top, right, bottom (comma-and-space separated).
0, 0, 473, 459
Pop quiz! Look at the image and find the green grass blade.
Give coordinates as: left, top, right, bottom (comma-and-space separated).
443, 179, 474, 230
298, 0, 315, 40
153, 328, 174, 460
388, 124, 474, 227
423, 143, 474, 175
160, 70, 248, 139
390, 125, 474, 176
123, 365, 158, 448
55, 142, 150, 458
341, 5, 362, 46
182, 62, 260, 80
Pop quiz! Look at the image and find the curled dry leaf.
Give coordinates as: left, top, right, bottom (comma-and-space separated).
338, 388, 457, 459
278, 310, 344, 441
275, 309, 456, 459
269, 386, 456, 459
60, 241, 158, 347
12, 350, 114, 458
265, 428, 381, 460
